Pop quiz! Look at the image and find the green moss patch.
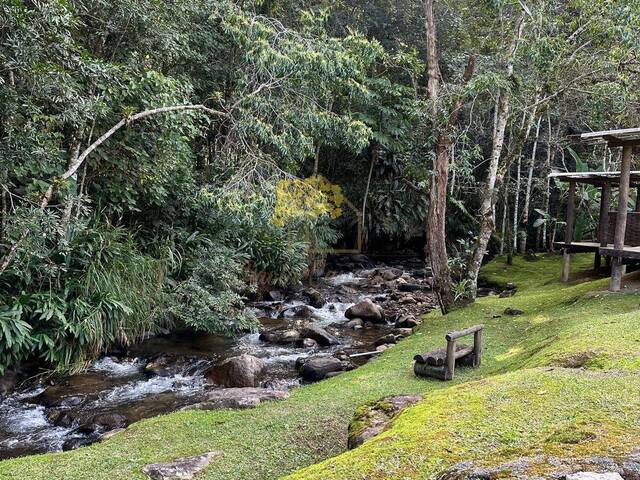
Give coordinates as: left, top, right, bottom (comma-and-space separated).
1, 254, 639, 480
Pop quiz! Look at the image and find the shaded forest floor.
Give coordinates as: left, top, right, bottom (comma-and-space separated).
1, 254, 639, 479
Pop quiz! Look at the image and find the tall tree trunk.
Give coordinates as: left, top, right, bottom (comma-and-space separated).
423, 0, 475, 313
423, 0, 451, 312
541, 111, 554, 249
519, 114, 542, 252
500, 176, 510, 255
513, 156, 521, 251
466, 12, 525, 293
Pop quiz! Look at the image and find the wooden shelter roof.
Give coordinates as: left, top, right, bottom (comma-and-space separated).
581, 127, 640, 147
549, 171, 640, 187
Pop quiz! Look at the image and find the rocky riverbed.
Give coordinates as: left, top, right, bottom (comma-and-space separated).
0, 255, 437, 459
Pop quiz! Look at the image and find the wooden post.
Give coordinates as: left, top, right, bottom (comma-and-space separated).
611, 145, 633, 291
473, 329, 482, 367
599, 183, 611, 246
444, 338, 456, 380
561, 180, 576, 282
595, 183, 611, 271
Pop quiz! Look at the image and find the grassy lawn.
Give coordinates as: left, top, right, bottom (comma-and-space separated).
1, 253, 639, 480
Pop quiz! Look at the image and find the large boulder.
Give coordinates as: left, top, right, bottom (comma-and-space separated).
300, 325, 339, 346
298, 357, 344, 382
205, 354, 265, 388
182, 387, 289, 410
345, 298, 384, 323
348, 395, 422, 449
142, 451, 221, 480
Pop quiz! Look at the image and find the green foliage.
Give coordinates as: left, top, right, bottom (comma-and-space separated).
0, 220, 171, 373
169, 245, 257, 335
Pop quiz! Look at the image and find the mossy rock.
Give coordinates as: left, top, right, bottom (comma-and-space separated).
347, 395, 422, 449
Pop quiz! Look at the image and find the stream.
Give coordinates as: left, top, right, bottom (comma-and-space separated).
0, 255, 436, 459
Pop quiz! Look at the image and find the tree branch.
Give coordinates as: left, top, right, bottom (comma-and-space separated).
0, 104, 226, 277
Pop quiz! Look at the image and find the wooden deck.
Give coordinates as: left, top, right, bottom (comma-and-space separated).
599, 245, 640, 260
555, 241, 640, 260
553, 241, 601, 253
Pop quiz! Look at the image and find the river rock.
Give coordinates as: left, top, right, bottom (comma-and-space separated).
299, 357, 344, 382
0, 371, 17, 397
301, 338, 319, 349
504, 307, 524, 316
303, 288, 325, 308
346, 318, 364, 329
99, 428, 125, 441
259, 329, 301, 345
282, 304, 315, 318
565, 474, 623, 480
300, 325, 339, 346
266, 290, 285, 301
205, 354, 265, 388
182, 387, 289, 410
395, 315, 420, 328
142, 451, 222, 480
338, 284, 359, 295
345, 298, 384, 323
348, 395, 422, 449
90, 413, 127, 430
62, 437, 95, 451
394, 328, 413, 338
373, 267, 403, 281
373, 334, 396, 347
398, 283, 423, 292
46, 409, 74, 427
144, 355, 184, 377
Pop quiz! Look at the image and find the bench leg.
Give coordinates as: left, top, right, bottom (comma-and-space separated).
473, 330, 482, 367
444, 339, 456, 380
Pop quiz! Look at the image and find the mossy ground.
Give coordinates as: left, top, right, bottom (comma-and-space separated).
1, 254, 639, 480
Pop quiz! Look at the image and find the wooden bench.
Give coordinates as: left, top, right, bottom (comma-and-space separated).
413, 325, 484, 381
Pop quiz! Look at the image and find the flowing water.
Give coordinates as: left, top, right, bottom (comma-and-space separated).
0, 258, 434, 459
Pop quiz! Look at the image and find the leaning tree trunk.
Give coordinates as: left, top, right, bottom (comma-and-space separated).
467, 91, 511, 292
466, 12, 526, 294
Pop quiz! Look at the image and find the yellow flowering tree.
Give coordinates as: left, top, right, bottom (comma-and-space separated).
272, 175, 344, 227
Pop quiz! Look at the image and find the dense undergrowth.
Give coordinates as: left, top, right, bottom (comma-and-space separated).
1, 253, 639, 480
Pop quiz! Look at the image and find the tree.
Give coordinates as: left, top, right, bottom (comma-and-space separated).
423, 0, 475, 313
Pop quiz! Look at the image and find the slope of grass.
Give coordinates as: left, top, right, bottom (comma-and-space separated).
1, 253, 639, 480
